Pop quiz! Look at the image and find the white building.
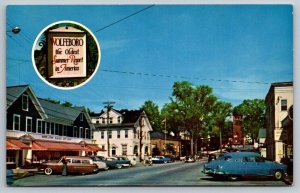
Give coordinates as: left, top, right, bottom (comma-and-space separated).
92, 109, 152, 162
265, 82, 293, 162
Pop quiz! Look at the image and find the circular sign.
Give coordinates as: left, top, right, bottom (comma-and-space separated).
32, 20, 101, 90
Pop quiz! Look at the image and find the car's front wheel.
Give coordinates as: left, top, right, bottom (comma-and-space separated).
117, 164, 122, 169
44, 168, 53, 175
274, 170, 284, 180
228, 175, 239, 181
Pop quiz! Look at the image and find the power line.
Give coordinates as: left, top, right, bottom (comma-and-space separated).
6, 57, 274, 86
95, 5, 155, 32
100, 69, 271, 85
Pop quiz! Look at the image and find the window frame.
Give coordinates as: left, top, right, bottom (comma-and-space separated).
25, 116, 32, 132
281, 99, 288, 111
13, 114, 21, 131
22, 94, 29, 111
36, 119, 43, 133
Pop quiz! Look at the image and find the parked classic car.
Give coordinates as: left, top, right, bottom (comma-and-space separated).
91, 156, 121, 169
185, 155, 195, 163
89, 156, 109, 171
109, 157, 131, 168
202, 152, 288, 181
39, 156, 98, 175
152, 156, 172, 164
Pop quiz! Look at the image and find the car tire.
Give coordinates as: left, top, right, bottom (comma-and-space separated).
44, 168, 53, 175
228, 175, 239, 181
274, 170, 284, 180
117, 165, 122, 169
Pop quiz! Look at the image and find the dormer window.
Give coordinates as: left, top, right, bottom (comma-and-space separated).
22, 94, 29, 111
80, 113, 84, 121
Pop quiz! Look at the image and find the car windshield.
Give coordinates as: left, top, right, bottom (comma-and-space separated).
220, 156, 232, 161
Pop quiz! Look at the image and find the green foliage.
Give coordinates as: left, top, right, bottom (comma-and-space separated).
61, 101, 73, 107
141, 100, 163, 132
233, 99, 266, 139
44, 98, 60, 104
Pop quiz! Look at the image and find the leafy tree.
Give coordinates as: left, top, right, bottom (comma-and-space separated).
233, 99, 266, 141
211, 101, 232, 150
44, 98, 60, 104
162, 81, 218, 155
141, 100, 163, 132
61, 101, 73, 107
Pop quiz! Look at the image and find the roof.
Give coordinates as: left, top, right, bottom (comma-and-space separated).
119, 109, 143, 124
6, 85, 29, 108
38, 98, 81, 125
7, 85, 93, 126
223, 152, 260, 158
266, 81, 293, 100
7, 85, 47, 119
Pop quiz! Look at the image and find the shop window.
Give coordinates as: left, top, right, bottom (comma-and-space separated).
13, 114, 20, 131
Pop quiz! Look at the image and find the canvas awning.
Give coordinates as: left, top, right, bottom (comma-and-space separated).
32, 141, 87, 151
86, 144, 104, 152
6, 139, 30, 150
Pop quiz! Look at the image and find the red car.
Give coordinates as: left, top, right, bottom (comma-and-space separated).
39, 156, 98, 175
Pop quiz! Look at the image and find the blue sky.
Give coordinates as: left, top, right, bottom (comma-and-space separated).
6, 5, 293, 112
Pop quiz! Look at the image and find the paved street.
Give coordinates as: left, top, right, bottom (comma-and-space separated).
10, 160, 288, 187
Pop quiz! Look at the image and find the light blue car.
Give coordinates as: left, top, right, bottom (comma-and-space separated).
202, 152, 288, 181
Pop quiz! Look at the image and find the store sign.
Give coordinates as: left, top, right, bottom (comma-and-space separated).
47, 27, 86, 78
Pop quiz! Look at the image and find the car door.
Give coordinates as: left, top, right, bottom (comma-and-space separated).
70, 158, 82, 174
242, 156, 258, 175
254, 156, 271, 175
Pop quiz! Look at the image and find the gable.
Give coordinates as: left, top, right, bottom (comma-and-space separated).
7, 85, 47, 119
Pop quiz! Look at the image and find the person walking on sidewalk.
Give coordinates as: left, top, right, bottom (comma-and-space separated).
62, 156, 68, 176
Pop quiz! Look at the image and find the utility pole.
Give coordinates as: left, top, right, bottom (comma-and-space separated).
139, 111, 146, 162
164, 117, 167, 156
103, 101, 115, 157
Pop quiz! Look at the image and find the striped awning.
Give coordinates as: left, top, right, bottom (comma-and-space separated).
32, 141, 87, 151
6, 139, 30, 150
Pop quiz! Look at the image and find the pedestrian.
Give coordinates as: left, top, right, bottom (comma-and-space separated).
62, 156, 68, 176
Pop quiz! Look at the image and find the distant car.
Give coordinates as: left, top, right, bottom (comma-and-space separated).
203, 152, 288, 181
152, 156, 172, 164
89, 156, 109, 171
185, 156, 195, 163
39, 156, 98, 175
93, 156, 121, 169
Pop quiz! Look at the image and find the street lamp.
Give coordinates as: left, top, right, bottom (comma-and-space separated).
12, 26, 21, 34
